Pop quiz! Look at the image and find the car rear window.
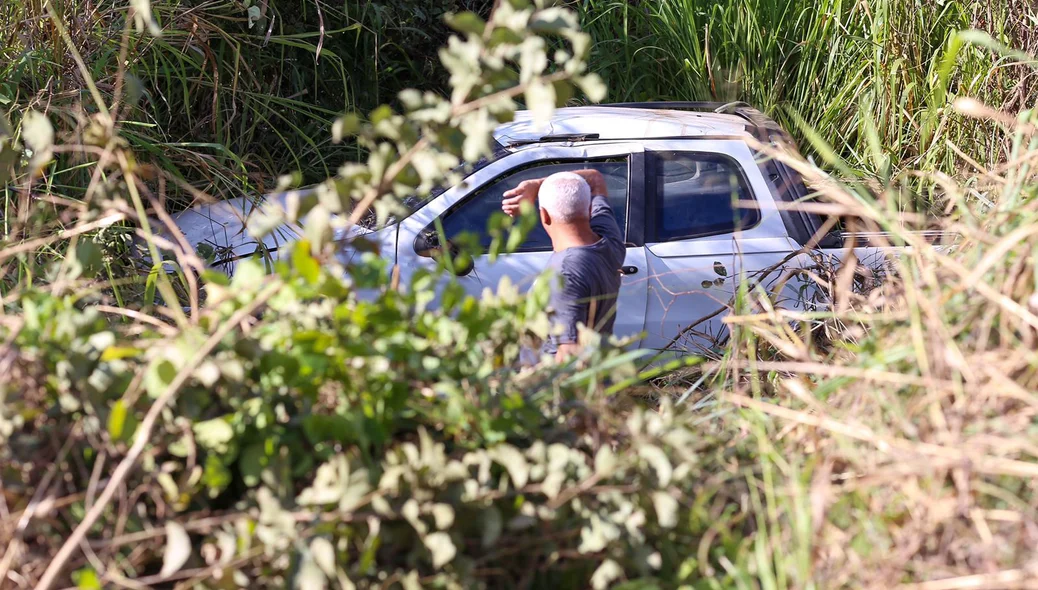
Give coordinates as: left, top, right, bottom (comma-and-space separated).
650, 152, 760, 242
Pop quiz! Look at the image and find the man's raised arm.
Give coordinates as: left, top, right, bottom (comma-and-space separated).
570, 170, 623, 248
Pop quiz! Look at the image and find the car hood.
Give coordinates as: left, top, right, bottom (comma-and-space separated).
171, 192, 375, 272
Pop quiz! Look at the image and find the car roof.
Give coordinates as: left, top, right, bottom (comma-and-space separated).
492, 106, 751, 148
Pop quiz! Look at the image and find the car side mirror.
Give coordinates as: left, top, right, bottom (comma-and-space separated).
414, 232, 473, 277
414, 230, 440, 258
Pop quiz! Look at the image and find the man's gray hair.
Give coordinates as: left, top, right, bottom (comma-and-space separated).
538, 172, 592, 222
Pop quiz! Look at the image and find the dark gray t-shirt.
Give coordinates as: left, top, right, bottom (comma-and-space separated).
542, 196, 626, 355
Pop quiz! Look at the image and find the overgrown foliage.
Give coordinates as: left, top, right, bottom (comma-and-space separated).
1, 0, 1037, 589
0, 0, 495, 206
576, 0, 1037, 180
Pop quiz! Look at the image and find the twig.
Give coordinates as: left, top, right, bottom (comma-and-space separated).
94, 305, 179, 336
896, 565, 1038, 590
170, 547, 265, 589
144, 188, 203, 320
45, 1, 112, 127
313, 0, 324, 64
714, 359, 950, 387
88, 513, 244, 550
726, 393, 1038, 479
0, 212, 126, 261
662, 249, 807, 350
346, 138, 430, 228
34, 282, 282, 590
0, 424, 81, 585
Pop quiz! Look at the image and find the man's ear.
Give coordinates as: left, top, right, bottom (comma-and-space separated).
540, 208, 551, 226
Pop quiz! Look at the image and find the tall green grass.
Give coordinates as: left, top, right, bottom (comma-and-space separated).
576, 0, 1036, 183
0, 0, 484, 209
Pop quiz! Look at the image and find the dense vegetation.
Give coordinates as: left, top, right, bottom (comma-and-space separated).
581, 0, 1037, 174
1, 0, 1037, 589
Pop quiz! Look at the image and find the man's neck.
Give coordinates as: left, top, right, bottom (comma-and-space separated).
550, 224, 600, 253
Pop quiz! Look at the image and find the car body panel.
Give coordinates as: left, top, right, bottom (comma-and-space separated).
494, 107, 750, 147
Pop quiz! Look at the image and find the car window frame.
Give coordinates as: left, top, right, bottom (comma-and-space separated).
415, 155, 635, 255
645, 150, 762, 243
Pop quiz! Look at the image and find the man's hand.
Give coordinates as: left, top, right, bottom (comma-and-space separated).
555, 343, 581, 363
502, 169, 606, 218
502, 178, 543, 217
571, 169, 607, 197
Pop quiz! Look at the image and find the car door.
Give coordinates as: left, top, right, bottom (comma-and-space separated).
396, 143, 648, 343
639, 140, 794, 353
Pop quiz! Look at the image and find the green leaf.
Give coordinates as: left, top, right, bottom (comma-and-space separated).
638, 445, 672, 487
491, 444, 529, 488
106, 400, 136, 442
203, 455, 232, 497
144, 263, 160, 306
303, 205, 333, 248
652, 491, 679, 529
156, 473, 179, 501
144, 359, 177, 398
594, 446, 617, 476
579, 515, 613, 554
431, 503, 455, 530
292, 240, 321, 284
247, 206, 286, 238
302, 414, 356, 446
552, 79, 575, 106
482, 506, 502, 548
130, 0, 163, 36
590, 559, 623, 590
0, 137, 17, 186
528, 7, 579, 34
369, 105, 393, 125
576, 73, 608, 103
423, 532, 456, 569
239, 442, 266, 487
232, 259, 266, 289
73, 568, 102, 590
524, 79, 556, 125
332, 114, 361, 143
299, 455, 350, 506
247, 5, 262, 28
310, 537, 336, 576
100, 346, 141, 361
445, 11, 486, 36
159, 521, 191, 577
194, 361, 220, 387
295, 552, 328, 590
201, 269, 231, 286
122, 73, 146, 108
193, 417, 235, 453
401, 571, 421, 590
21, 110, 53, 175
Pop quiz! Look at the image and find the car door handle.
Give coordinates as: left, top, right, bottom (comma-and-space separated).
621, 265, 639, 275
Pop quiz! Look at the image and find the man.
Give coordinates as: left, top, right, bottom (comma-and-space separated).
502, 169, 625, 361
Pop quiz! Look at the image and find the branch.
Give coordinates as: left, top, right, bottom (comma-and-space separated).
34, 281, 282, 590
343, 71, 573, 230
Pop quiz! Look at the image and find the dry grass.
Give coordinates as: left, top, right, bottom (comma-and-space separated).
648, 98, 1038, 587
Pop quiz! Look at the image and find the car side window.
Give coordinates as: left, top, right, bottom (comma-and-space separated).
650, 152, 760, 242
434, 158, 629, 253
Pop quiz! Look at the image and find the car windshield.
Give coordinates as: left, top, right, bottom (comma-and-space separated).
357, 150, 504, 229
